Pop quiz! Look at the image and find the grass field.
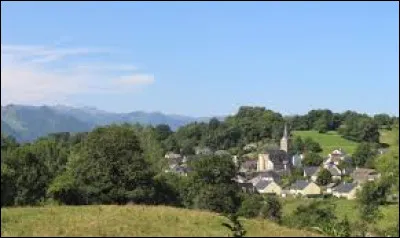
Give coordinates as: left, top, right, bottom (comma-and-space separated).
292, 130, 359, 155
379, 129, 398, 147
282, 198, 399, 233
1, 205, 321, 237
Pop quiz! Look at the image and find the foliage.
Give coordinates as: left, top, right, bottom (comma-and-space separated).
260, 195, 282, 223
357, 180, 391, 224
221, 213, 247, 237
313, 216, 351, 237
339, 116, 380, 143
237, 194, 263, 218
352, 142, 378, 168
302, 152, 324, 166
316, 168, 333, 186
291, 136, 304, 154
303, 137, 323, 153
193, 184, 240, 214
285, 201, 337, 229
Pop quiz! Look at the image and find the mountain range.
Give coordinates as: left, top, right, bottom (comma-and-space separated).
1, 104, 224, 142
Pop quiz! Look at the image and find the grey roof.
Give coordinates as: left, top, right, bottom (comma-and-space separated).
255, 180, 272, 190
351, 168, 379, 181
326, 183, 337, 188
238, 182, 255, 189
333, 183, 357, 193
304, 166, 320, 176
265, 149, 289, 166
241, 160, 257, 169
341, 167, 354, 176
327, 166, 341, 176
257, 171, 281, 181
291, 180, 311, 190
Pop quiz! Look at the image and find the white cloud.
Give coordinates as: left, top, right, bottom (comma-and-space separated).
1, 44, 155, 106
116, 74, 155, 85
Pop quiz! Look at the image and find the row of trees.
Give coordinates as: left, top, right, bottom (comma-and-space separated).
159, 107, 396, 157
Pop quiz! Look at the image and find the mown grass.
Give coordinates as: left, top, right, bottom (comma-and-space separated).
292, 130, 359, 155
1, 205, 321, 237
282, 197, 399, 232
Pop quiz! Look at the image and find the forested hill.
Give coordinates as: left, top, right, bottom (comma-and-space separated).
1, 105, 221, 143
1, 104, 397, 144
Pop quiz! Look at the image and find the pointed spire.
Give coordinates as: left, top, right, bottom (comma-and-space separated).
283, 123, 288, 139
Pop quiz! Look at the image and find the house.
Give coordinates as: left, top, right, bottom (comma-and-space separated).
255, 180, 282, 195
303, 166, 320, 182
326, 165, 342, 181
289, 180, 321, 196
165, 152, 182, 160
248, 171, 281, 185
281, 189, 290, 198
292, 154, 304, 168
257, 150, 291, 171
239, 160, 258, 173
323, 148, 347, 166
351, 168, 381, 184
257, 125, 292, 172
341, 166, 355, 176
332, 182, 360, 200
238, 182, 257, 194
326, 183, 337, 194
195, 147, 213, 155
233, 175, 247, 183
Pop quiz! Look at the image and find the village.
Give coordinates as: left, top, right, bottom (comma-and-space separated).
163, 125, 382, 200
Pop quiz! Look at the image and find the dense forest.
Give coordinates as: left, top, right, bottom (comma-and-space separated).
1, 106, 399, 236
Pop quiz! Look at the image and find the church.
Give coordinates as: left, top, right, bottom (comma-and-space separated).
257, 124, 292, 173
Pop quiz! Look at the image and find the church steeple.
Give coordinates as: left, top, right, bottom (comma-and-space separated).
283, 123, 288, 139
280, 123, 289, 153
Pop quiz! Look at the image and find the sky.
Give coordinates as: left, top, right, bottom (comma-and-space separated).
1, 2, 399, 117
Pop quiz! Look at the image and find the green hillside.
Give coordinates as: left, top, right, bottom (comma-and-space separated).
282, 198, 398, 234
292, 130, 359, 155
1, 205, 320, 237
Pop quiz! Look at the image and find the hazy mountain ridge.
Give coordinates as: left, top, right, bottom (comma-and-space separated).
1, 104, 224, 142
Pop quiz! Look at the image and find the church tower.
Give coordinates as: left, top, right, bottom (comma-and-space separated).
280, 124, 289, 153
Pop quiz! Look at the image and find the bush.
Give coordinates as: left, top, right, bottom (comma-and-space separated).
260, 195, 282, 223
194, 184, 241, 214
284, 201, 337, 228
237, 194, 263, 218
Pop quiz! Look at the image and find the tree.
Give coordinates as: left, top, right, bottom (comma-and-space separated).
8, 146, 51, 205
357, 180, 391, 224
316, 168, 332, 186
190, 155, 238, 185
260, 195, 282, 223
303, 137, 322, 153
154, 124, 172, 141
352, 143, 378, 168
360, 120, 380, 143
373, 113, 392, 129
1, 161, 16, 207
237, 194, 263, 218
315, 118, 329, 133
302, 152, 324, 166
291, 136, 304, 154
286, 201, 337, 228
66, 125, 156, 205
194, 184, 240, 214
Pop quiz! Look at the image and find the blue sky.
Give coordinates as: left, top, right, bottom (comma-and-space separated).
1, 2, 398, 117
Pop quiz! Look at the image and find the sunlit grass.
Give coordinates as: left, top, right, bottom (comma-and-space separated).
1, 205, 321, 237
